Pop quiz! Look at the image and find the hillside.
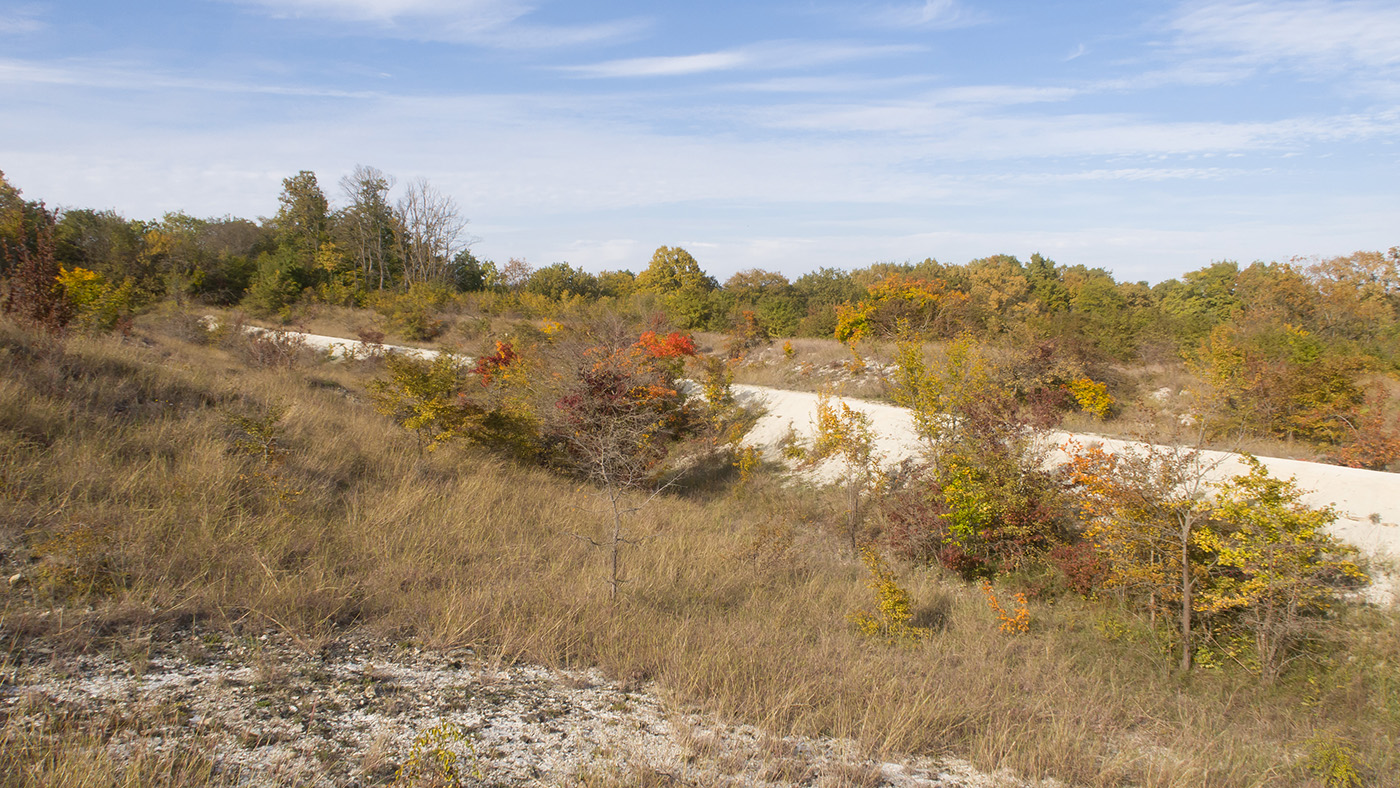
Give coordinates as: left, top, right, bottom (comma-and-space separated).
1, 311, 1398, 787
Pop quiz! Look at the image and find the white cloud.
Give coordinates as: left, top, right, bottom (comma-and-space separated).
753, 94, 1400, 158
930, 85, 1079, 105
563, 51, 750, 78
0, 4, 44, 34
561, 41, 923, 79
727, 74, 936, 94
0, 57, 380, 98
869, 0, 986, 29
1171, 0, 1400, 71
228, 0, 519, 24
221, 0, 648, 48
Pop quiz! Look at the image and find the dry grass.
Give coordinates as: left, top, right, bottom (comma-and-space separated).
1, 314, 1397, 787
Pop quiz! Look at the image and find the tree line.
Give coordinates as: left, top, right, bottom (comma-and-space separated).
3, 166, 1398, 467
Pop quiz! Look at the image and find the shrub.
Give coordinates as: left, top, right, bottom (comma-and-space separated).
57, 266, 137, 333
1066, 376, 1114, 419
1305, 734, 1365, 788
981, 581, 1030, 634
2, 206, 71, 333
850, 547, 931, 645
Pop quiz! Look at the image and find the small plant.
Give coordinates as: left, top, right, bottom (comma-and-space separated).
725, 309, 767, 358
30, 522, 121, 599
782, 339, 795, 359
981, 582, 1030, 634
225, 403, 306, 506
850, 547, 930, 645
1304, 733, 1365, 788
238, 327, 310, 368
225, 403, 290, 465
733, 444, 761, 485
844, 341, 866, 373
804, 390, 885, 549
395, 721, 483, 787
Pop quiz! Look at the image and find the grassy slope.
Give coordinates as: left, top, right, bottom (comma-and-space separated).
1, 314, 1397, 787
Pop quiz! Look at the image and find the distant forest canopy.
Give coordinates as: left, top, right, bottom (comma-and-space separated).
4, 168, 1396, 356
5, 167, 1400, 467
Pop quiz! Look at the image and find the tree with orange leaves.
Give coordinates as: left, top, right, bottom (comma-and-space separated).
1066, 439, 1223, 672
834, 273, 969, 342
556, 332, 697, 601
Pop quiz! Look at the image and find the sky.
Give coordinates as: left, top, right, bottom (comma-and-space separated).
1, 0, 1397, 284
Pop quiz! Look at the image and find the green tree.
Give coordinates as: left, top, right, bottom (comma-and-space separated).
53, 209, 146, 285
337, 164, 400, 291
273, 170, 330, 268
1157, 261, 1242, 343
635, 246, 714, 294
526, 262, 600, 300
596, 269, 636, 299
452, 249, 491, 292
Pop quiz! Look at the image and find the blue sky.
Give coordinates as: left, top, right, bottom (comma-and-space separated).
1, 0, 1397, 283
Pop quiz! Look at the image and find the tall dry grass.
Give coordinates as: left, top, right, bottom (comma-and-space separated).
1, 315, 1396, 787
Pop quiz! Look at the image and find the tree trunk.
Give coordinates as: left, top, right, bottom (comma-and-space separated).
1180, 525, 1192, 672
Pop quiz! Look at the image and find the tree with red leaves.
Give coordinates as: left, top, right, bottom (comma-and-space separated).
2, 204, 72, 333
556, 334, 696, 601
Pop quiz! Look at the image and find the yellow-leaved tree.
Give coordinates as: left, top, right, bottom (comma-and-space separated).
1200, 456, 1366, 683
803, 390, 885, 550
1066, 440, 1220, 671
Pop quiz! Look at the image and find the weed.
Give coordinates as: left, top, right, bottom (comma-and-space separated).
1304, 734, 1365, 788
849, 547, 931, 645
981, 582, 1030, 634
395, 721, 483, 787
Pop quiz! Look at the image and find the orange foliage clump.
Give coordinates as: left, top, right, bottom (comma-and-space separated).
981, 581, 1030, 634
634, 330, 696, 359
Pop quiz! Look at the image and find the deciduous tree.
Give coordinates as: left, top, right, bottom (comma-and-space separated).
1201, 456, 1366, 683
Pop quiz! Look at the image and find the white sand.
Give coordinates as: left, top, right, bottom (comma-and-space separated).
736, 384, 1399, 601
248, 325, 1398, 600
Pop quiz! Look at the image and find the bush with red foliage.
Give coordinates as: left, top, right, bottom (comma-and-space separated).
1047, 542, 1107, 597
472, 341, 518, 385
554, 341, 692, 490
1, 205, 71, 333
634, 330, 696, 360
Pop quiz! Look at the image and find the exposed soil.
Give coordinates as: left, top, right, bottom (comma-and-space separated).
2, 626, 1045, 787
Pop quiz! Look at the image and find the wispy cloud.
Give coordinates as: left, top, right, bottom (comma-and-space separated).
1171, 0, 1400, 71
229, 0, 509, 23
1064, 43, 1087, 61
0, 57, 381, 98
755, 94, 1400, 158
930, 85, 1079, 105
868, 0, 986, 29
729, 74, 937, 94
561, 41, 923, 79
0, 4, 45, 34
221, 0, 648, 48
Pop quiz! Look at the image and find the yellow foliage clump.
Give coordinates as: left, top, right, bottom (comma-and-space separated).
396, 721, 482, 787
56, 266, 136, 332
1067, 376, 1113, 419
850, 548, 931, 645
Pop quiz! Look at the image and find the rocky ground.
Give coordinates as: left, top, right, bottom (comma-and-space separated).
1, 626, 1047, 787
